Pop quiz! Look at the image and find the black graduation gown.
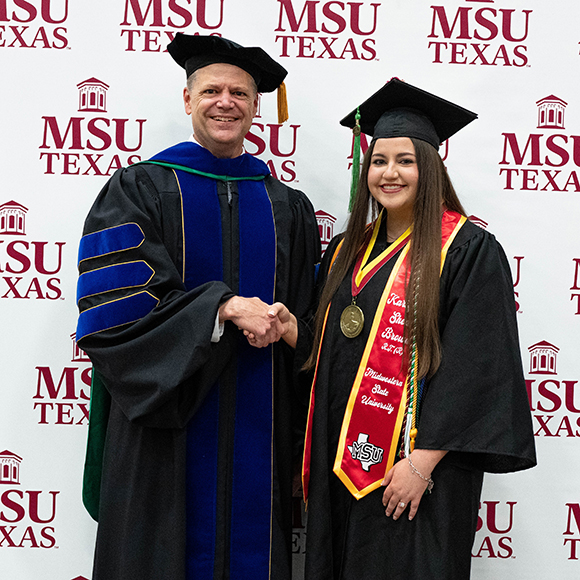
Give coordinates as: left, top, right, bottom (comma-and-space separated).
302, 219, 536, 580
77, 161, 320, 580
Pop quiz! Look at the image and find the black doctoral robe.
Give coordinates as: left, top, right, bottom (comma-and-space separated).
76, 152, 320, 580
302, 218, 536, 580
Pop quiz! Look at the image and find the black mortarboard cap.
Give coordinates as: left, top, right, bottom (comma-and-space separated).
340, 78, 477, 150
167, 33, 287, 94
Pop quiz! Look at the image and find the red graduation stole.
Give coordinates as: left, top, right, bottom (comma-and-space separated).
303, 210, 466, 500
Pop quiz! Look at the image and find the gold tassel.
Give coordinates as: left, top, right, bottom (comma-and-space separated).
410, 428, 418, 452
277, 81, 289, 124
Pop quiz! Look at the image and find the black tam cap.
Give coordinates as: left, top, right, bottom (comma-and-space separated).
167, 33, 287, 94
340, 78, 477, 150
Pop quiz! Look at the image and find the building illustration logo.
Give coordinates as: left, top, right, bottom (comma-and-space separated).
528, 341, 559, 375
0, 450, 23, 485
315, 210, 337, 255
536, 95, 567, 130
0, 201, 28, 235
468, 215, 488, 230
71, 333, 90, 363
77, 78, 109, 113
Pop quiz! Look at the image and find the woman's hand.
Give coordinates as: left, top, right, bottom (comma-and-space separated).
242, 302, 298, 348
269, 302, 298, 348
219, 296, 285, 347
381, 449, 447, 521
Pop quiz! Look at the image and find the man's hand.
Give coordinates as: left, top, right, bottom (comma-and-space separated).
219, 296, 285, 347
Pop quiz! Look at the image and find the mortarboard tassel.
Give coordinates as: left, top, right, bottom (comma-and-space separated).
349, 107, 361, 212
277, 81, 289, 124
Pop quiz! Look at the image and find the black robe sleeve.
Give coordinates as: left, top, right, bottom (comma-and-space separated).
78, 164, 235, 429
416, 221, 536, 472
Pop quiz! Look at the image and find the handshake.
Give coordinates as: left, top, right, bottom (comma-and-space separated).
218, 295, 298, 349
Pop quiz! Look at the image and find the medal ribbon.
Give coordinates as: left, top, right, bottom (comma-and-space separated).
352, 211, 411, 299
302, 210, 466, 501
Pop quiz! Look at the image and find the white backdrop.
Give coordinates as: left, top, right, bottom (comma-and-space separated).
1, 1, 579, 578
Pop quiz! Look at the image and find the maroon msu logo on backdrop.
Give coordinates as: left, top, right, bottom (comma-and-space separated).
274, 0, 380, 60
564, 503, 580, 560
468, 216, 524, 313
569, 259, 580, 315
0, 0, 68, 49
39, 78, 146, 176
427, 0, 532, 67
472, 500, 517, 559
526, 341, 580, 438
33, 333, 91, 426
511, 255, 524, 312
0, 450, 59, 549
0, 201, 65, 300
245, 95, 301, 183
121, 0, 225, 52
500, 94, 580, 192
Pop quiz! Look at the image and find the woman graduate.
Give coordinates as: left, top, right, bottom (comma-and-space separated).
273, 79, 536, 579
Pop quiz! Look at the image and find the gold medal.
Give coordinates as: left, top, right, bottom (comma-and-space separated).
340, 303, 364, 338
340, 212, 410, 340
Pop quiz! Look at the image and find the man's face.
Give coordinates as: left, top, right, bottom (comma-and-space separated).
183, 63, 258, 159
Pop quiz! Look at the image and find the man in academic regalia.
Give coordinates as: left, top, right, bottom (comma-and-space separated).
76, 33, 320, 580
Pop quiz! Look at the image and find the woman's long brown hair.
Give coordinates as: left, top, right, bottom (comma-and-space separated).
304, 137, 466, 378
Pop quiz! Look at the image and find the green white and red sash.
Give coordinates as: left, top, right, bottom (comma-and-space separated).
303, 210, 466, 500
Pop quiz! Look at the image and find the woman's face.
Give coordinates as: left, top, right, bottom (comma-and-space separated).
367, 137, 418, 223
